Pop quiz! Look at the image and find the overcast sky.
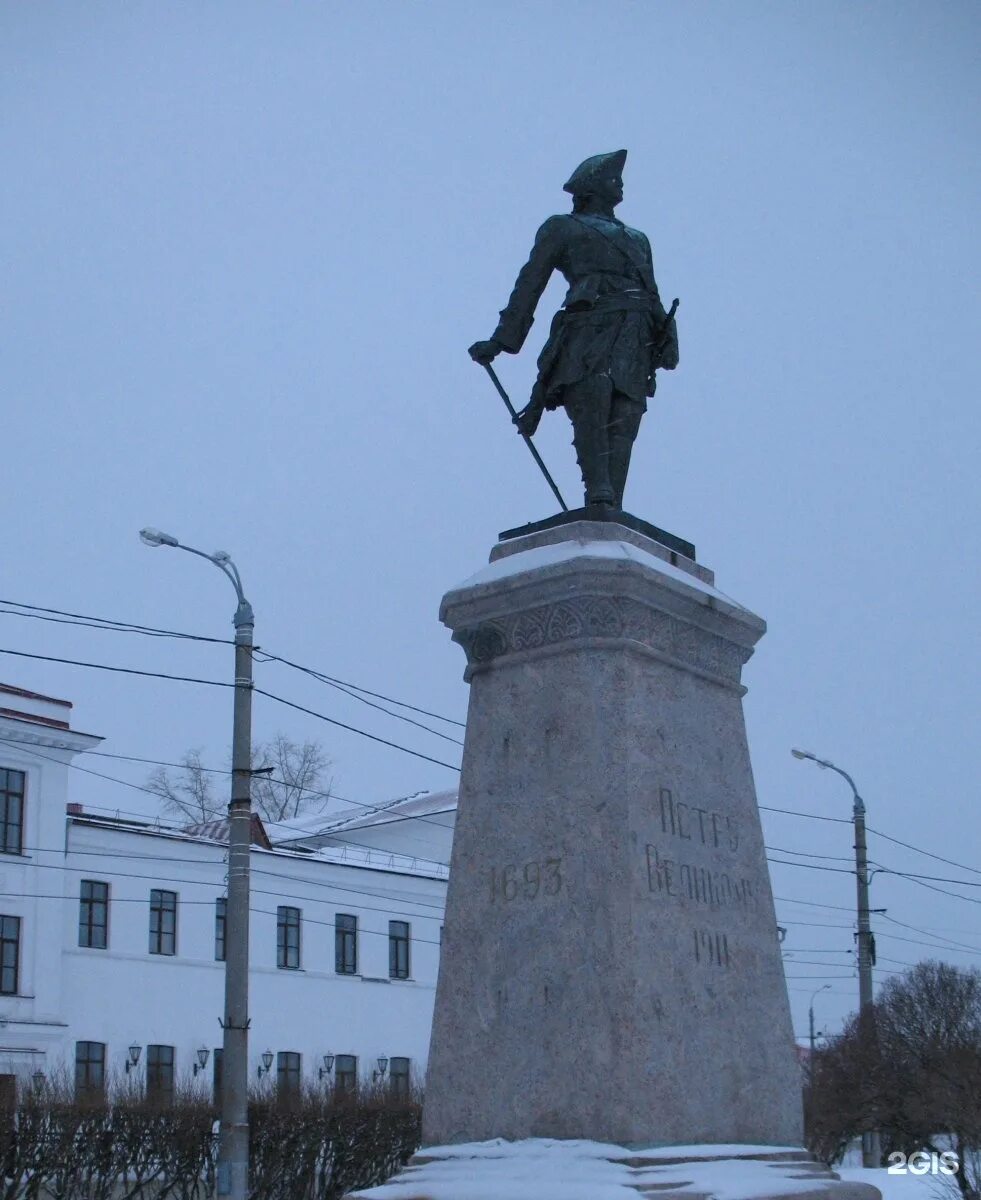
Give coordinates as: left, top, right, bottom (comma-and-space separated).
2, 2, 979, 1046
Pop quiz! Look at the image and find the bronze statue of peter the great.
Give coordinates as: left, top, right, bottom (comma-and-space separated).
470, 150, 678, 511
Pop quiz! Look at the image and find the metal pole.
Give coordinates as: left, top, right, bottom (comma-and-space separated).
850, 784, 882, 1168
138, 531, 255, 1199
219, 594, 254, 1200
792, 750, 880, 1168
809, 1004, 816, 1057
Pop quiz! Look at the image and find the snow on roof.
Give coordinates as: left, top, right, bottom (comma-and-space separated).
66, 810, 447, 880
286, 839, 448, 880
317, 788, 458, 835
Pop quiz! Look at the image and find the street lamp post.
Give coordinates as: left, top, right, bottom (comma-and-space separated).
140, 528, 254, 1200
809, 983, 831, 1056
792, 748, 881, 1168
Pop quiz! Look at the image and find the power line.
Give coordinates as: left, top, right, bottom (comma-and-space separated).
883, 871, 981, 908
785, 973, 857, 980
254, 688, 461, 773
767, 857, 855, 876
254, 650, 465, 742
866, 823, 981, 879
0, 599, 231, 644
869, 862, 981, 890
0, 646, 231, 687
879, 914, 981, 955
765, 844, 854, 863
760, 805, 851, 825
877, 931, 981, 958
0, 647, 462, 771
779, 919, 856, 930
775, 896, 857, 913
0, 599, 464, 729
772, 854, 981, 895
254, 649, 465, 729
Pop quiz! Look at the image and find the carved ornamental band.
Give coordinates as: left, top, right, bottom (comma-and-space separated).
453, 594, 750, 686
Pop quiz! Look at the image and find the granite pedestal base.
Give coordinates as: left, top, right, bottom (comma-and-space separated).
422, 520, 803, 1149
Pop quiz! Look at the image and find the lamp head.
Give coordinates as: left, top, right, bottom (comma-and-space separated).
261, 1050, 273, 1071
791, 748, 814, 761
139, 527, 179, 548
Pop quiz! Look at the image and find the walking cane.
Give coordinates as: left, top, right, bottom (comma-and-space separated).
481, 364, 569, 513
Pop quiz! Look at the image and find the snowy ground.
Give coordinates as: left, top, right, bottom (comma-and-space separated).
349, 1139, 945, 1200
839, 1167, 955, 1200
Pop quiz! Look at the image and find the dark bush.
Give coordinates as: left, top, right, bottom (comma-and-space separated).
0, 1077, 420, 1199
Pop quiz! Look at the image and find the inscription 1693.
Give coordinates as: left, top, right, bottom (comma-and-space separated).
490, 858, 563, 903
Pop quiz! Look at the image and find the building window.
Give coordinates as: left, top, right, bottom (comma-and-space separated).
0, 916, 20, 995
276, 1051, 301, 1101
146, 1045, 175, 1105
149, 889, 177, 955
389, 920, 410, 979
213, 1047, 223, 1107
79, 881, 109, 949
0, 770, 25, 856
75, 1041, 105, 1097
215, 897, 226, 962
335, 914, 357, 975
389, 1057, 411, 1099
335, 1054, 357, 1094
277, 906, 301, 970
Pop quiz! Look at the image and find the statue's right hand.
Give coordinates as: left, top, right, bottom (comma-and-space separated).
468, 339, 501, 365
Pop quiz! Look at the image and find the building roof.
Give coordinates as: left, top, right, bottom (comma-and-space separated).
66, 808, 447, 881
183, 813, 273, 850
0, 683, 72, 709
318, 788, 458, 835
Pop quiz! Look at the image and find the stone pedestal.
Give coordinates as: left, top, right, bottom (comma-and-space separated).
422, 520, 803, 1148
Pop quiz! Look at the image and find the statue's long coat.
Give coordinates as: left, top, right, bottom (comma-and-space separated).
491, 212, 679, 412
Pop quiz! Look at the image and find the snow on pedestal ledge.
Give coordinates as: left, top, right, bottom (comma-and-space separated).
346, 1140, 884, 1200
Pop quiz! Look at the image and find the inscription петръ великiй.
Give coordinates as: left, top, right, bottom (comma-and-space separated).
658, 787, 738, 851
645, 843, 756, 911
647, 788, 757, 971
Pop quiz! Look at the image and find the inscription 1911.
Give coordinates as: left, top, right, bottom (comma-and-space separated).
490, 858, 563, 903
694, 928, 730, 968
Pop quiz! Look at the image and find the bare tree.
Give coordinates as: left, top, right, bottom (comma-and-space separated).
250, 734, 332, 822
806, 961, 981, 1199
145, 749, 220, 823
145, 735, 332, 826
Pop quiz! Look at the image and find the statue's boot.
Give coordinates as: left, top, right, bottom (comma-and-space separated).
609, 434, 634, 510
572, 412, 615, 507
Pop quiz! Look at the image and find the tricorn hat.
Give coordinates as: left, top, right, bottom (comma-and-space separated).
563, 149, 627, 195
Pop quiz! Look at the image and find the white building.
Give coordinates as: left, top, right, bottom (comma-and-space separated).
0, 682, 455, 1102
